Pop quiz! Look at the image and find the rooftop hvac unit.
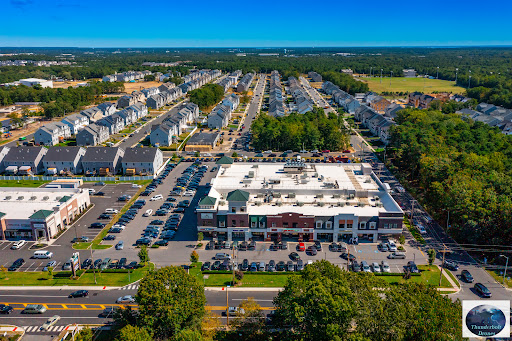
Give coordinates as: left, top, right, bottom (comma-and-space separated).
346, 201, 351, 206
364, 178, 372, 183
274, 193, 282, 198
252, 165, 259, 168
300, 174, 307, 179
337, 202, 345, 207
56, 196, 62, 201
349, 194, 355, 199
316, 194, 324, 199
30, 196, 37, 201
42, 196, 49, 201
248, 171, 254, 178
333, 194, 341, 198
318, 202, 325, 207
219, 201, 225, 206
256, 193, 264, 198
288, 193, 296, 198
313, 173, 318, 178
255, 201, 262, 206
300, 179, 308, 184
276, 201, 283, 206
359, 202, 366, 207
297, 201, 304, 206
5, 196, 11, 200
242, 179, 252, 184
17, 196, 24, 200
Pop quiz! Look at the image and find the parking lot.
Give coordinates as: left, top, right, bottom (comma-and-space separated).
93, 161, 218, 267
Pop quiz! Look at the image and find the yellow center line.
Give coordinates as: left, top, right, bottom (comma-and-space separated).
81, 305, 86, 309
61, 304, 67, 309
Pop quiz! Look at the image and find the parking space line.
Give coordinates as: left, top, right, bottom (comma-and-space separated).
24, 262, 36, 272
1, 243, 12, 250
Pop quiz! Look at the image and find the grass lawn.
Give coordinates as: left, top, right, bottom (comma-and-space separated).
362, 77, 465, 94
0, 264, 153, 286
445, 269, 460, 288
487, 269, 512, 288
378, 265, 452, 288
0, 180, 49, 187
404, 217, 426, 244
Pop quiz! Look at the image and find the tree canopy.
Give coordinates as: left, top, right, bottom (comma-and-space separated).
188, 83, 224, 110
251, 108, 350, 151
389, 108, 512, 247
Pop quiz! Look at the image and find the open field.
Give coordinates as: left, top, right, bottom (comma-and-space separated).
0, 180, 49, 187
361, 77, 465, 94
123, 81, 161, 93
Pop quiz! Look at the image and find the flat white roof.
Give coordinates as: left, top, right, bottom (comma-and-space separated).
0, 187, 83, 220
208, 163, 402, 216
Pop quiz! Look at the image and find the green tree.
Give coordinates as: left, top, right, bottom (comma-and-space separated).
171, 329, 202, 341
231, 152, 238, 157
47, 266, 53, 279
231, 298, 265, 340
190, 250, 199, 263
144, 75, 155, 81
197, 232, 204, 242
136, 266, 206, 339
75, 328, 93, 341
428, 249, 436, 267
138, 245, 149, 265
115, 325, 152, 341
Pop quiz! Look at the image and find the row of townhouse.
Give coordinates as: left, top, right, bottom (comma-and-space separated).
217, 70, 242, 92
407, 92, 438, 109
237, 73, 254, 92
322, 81, 361, 114
0, 146, 163, 176
150, 103, 200, 146
268, 70, 285, 117
34, 102, 116, 146
307, 71, 322, 82
355, 106, 396, 144
147, 83, 183, 110
102, 70, 152, 82
207, 94, 240, 129
117, 91, 146, 108
179, 69, 221, 93
288, 77, 313, 114
457, 103, 512, 135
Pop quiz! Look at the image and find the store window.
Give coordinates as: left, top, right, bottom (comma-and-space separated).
240, 207, 246, 212
346, 223, 353, 229
231, 220, 236, 227
259, 222, 265, 228
251, 221, 257, 228
326, 221, 333, 229
231, 207, 236, 213
359, 222, 366, 230
369, 222, 376, 230
316, 221, 323, 229
271, 222, 276, 227
219, 221, 226, 227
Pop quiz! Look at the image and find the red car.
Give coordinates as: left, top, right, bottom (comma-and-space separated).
297, 242, 305, 252
322, 150, 330, 153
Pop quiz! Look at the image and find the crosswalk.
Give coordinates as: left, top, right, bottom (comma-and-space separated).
23, 325, 66, 333
119, 284, 139, 290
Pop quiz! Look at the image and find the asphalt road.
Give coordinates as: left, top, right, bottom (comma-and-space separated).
0, 287, 277, 333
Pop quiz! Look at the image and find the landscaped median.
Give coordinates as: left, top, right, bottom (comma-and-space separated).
188, 262, 457, 289
73, 181, 150, 250
0, 263, 154, 286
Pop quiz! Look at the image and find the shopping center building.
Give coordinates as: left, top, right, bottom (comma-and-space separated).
196, 161, 403, 242
0, 187, 90, 241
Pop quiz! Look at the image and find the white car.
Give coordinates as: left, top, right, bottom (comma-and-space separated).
150, 195, 163, 201
381, 261, 391, 273
116, 295, 136, 304
11, 240, 26, 250
105, 208, 119, 214
417, 224, 427, 234
184, 190, 195, 197
40, 315, 60, 331
387, 241, 398, 252
112, 224, 126, 230
132, 184, 142, 188
371, 262, 381, 273
143, 209, 153, 217
88, 188, 96, 194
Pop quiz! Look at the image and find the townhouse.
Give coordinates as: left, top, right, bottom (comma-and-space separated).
2, 146, 47, 174
97, 113, 125, 135
288, 77, 313, 114
34, 122, 71, 146
308, 71, 322, 82
236, 73, 254, 92
42, 147, 86, 175
121, 148, 164, 176
268, 71, 285, 117
80, 106, 103, 122
81, 147, 124, 175
61, 113, 89, 135
76, 123, 109, 146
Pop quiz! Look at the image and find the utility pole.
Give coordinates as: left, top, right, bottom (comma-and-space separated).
226, 285, 230, 327
439, 244, 448, 287
500, 255, 509, 286
89, 244, 96, 284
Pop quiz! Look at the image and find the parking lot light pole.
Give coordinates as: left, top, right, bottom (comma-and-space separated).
500, 254, 509, 286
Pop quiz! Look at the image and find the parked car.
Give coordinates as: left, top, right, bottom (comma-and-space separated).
461, 269, 474, 283
387, 252, 406, 259
474, 283, 492, 298
43, 260, 57, 271
371, 262, 381, 273
201, 262, 211, 271
351, 261, 361, 272
289, 252, 300, 261
378, 242, 389, 252
115, 241, 124, 250
380, 261, 391, 273
297, 242, 305, 252
361, 261, 371, 272
286, 261, 295, 271
307, 246, 318, 256
407, 261, 419, 273
8, 258, 25, 271
313, 240, 322, 251
11, 240, 26, 250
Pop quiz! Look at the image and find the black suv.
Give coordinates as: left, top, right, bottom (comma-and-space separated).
241, 259, 249, 271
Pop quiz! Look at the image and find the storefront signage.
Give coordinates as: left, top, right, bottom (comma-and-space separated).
33, 224, 45, 228
282, 229, 301, 232
232, 229, 245, 232
201, 213, 213, 219
199, 228, 214, 231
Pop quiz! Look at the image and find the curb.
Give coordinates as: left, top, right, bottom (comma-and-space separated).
205, 287, 282, 292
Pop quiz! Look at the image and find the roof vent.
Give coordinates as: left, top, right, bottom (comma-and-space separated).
5, 196, 11, 200
43, 196, 49, 201
17, 196, 24, 201
30, 196, 37, 201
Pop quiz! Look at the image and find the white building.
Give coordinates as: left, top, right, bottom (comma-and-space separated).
19, 78, 53, 88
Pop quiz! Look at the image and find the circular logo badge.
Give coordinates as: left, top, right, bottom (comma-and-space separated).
466, 304, 506, 337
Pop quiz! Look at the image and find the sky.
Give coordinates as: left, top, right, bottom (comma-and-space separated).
2, 0, 512, 48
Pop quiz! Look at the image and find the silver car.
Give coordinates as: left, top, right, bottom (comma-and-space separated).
381, 261, 391, 273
